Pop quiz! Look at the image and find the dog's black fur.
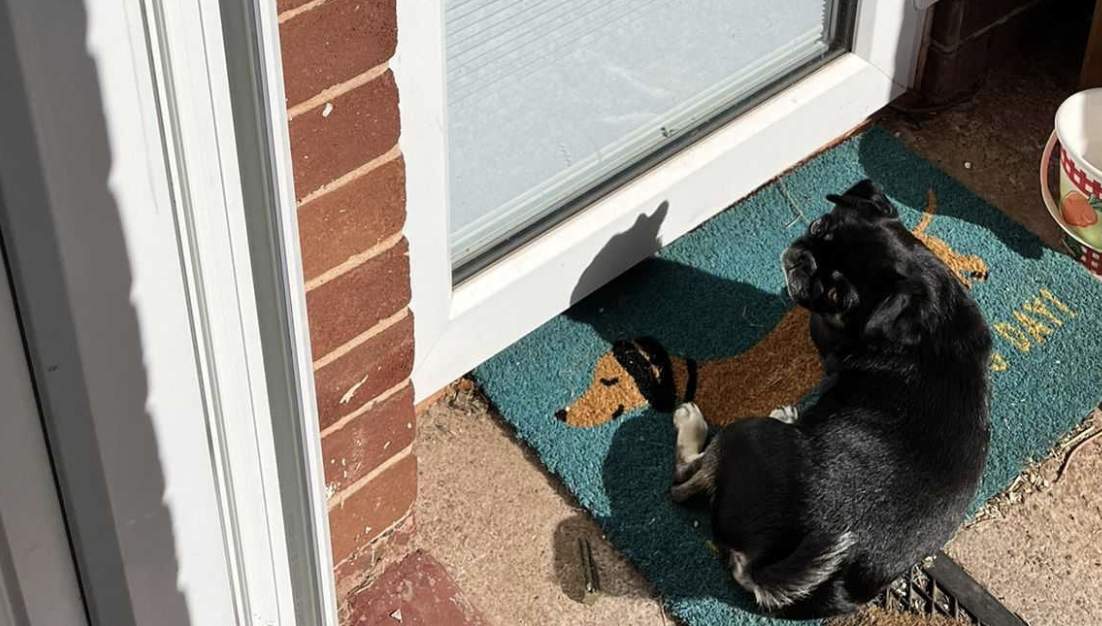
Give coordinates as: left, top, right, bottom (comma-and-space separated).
670, 179, 992, 618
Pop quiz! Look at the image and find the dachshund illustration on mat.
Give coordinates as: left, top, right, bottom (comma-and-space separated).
557, 190, 987, 428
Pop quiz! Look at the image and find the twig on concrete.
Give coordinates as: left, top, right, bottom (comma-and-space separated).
578, 537, 601, 606
1059, 423, 1099, 453
1056, 427, 1102, 483
964, 516, 996, 531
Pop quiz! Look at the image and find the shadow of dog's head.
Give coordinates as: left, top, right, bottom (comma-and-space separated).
782, 179, 938, 346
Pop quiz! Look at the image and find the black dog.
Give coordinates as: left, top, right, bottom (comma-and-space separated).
670, 179, 991, 618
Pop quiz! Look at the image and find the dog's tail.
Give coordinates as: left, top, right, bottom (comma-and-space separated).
735, 531, 856, 611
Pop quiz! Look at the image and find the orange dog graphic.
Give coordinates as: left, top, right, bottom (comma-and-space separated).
912, 190, 989, 286
557, 190, 987, 428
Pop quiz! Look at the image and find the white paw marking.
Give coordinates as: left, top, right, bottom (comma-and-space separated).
674, 402, 708, 463
730, 531, 855, 610
769, 405, 799, 424
673, 402, 704, 428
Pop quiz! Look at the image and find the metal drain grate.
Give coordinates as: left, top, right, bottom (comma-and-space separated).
876, 551, 1029, 626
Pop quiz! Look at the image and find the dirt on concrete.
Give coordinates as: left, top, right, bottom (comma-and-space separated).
830, 607, 962, 626
411, 384, 670, 626
944, 410, 1102, 626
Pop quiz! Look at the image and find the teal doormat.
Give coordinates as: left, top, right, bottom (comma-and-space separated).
472, 128, 1102, 625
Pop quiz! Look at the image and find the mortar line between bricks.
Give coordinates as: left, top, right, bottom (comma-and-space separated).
337, 509, 413, 574
364, 509, 412, 559
313, 307, 409, 371
305, 231, 404, 292
927, 0, 1044, 54
287, 62, 391, 120
297, 144, 402, 207
277, 0, 335, 25
320, 380, 410, 439
327, 443, 412, 511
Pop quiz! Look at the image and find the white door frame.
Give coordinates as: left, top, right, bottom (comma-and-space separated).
0, 0, 335, 624
399, 0, 928, 402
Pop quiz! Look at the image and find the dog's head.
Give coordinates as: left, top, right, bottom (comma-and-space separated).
782, 179, 932, 345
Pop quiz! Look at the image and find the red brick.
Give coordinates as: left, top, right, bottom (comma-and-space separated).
297, 156, 405, 281
921, 32, 991, 101
930, 0, 1036, 49
306, 238, 409, 358
347, 551, 488, 626
277, 0, 313, 14
314, 313, 413, 431
333, 514, 416, 602
289, 71, 400, 200
279, 0, 397, 107
986, 4, 1034, 68
322, 384, 414, 494
328, 452, 416, 564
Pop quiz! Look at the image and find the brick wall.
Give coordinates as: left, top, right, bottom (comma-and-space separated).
277, 0, 416, 603
920, 0, 1044, 102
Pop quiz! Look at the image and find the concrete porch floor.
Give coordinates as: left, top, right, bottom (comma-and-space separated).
373, 8, 1102, 626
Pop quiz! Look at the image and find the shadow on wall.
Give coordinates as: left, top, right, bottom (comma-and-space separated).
569, 200, 669, 309
0, 3, 188, 626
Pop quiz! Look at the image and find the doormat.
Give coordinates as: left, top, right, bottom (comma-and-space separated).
471, 128, 1102, 625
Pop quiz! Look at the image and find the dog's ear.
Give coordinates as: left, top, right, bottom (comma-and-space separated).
863, 287, 923, 345
841, 179, 883, 201
826, 179, 898, 219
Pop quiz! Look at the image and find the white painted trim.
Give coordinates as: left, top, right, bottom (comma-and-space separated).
233, 0, 342, 621
0, 0, 337, 623
852, 0, 926, 89
142, 0, 300, 621
399, 0, 925, 401
139, 0, 341, 621
394, 0, 452, 379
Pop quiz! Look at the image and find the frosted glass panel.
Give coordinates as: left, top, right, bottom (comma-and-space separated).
447, 0, 848, 269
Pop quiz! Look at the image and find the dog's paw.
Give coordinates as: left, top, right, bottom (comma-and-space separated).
769, 405, 799, 424
674, 402, 708, 448
673, 402, 705, 429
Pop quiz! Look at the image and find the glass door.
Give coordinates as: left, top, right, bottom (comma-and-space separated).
446, 0, 855, 275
